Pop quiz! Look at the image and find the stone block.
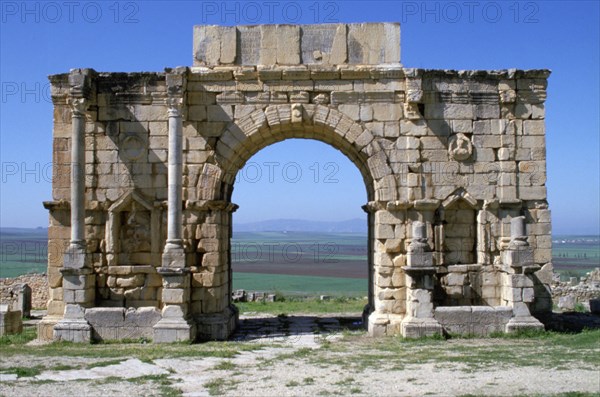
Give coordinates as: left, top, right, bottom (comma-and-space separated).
85, 307, 125, 327
384, 239, 402, 253
375, 224, 395, 239
0, 306, 23, 336
426, 104, 473, 119
360, 105, 373, 122
116, 275, 145, 288
558, 295, 576, 311
347, 23, 400, 64
522, 288, 535, 303
373, 103, 403, 121
446, 273, 467, 286
406, 251, 433, 267
161, 288, 190, 304
124, 307, 162, 328
194, 25, 237, 65
434, 306, 472, 332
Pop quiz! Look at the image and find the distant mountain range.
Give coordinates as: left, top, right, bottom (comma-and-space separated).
0, 227, 48, 235
2, 225, 595, 238
233, 218, 367, 233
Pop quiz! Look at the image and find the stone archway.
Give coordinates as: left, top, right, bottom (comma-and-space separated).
187, 103, 398, 340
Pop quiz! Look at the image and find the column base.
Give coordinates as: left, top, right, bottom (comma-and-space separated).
400, 317, 443, 338
37, 316, 61, 342
53, 319, 92, 343
367, 312, 405, 337
63, 243, 89, 269
194, 305, 239, 341
505, 316, 544, 333
161, 244, 186, 268
153, 318, 196, 343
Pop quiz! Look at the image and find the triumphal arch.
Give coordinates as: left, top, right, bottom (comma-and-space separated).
39, 23, 553, 342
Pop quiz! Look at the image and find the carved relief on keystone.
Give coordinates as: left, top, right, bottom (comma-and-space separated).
291, 103, 303, 123
448, 133, 473, 161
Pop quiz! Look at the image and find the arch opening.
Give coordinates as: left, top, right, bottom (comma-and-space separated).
229, 138, 371, 339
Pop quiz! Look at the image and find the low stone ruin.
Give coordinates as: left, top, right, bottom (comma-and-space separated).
231, 290, 276, 303
552, 268, 600, 311
0, 282, 32, 318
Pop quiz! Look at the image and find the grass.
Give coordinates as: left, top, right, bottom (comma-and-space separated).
310, 329, 600, 372
232, 272, 367, 297
204, 377, 240, 395
0, 334, 268, 362
1, 366, 43, 377
214, 360, 236, 371
236, 296, 367, 314
258, 328, 600, 375
86, 359, 126, 369
0, 326, 37, 345
129, 374, 182, 397
1, 325, 598, 395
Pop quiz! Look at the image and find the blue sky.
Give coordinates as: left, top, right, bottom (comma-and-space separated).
0, 0, 598, 235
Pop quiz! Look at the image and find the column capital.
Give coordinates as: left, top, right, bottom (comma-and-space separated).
167, 96, 184, 118
68, 68, 94, 98
67, 97, 88, 118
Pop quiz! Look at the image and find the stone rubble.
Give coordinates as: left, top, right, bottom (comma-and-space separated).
551, 268, 600, 310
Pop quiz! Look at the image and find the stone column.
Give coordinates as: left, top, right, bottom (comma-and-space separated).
400, 221, 442, 338
54, 70, 96, 342
70, 97, 86, 247
153, 69, 196, 342
161, 96, 186, 266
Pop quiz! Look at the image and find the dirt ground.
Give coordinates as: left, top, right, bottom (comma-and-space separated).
1, 313, 598, 396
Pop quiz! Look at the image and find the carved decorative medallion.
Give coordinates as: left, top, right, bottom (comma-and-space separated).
448, 133, 473, 161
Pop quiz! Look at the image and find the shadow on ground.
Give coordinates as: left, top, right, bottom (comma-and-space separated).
230, 315, 364, 342
539, 312, 600, 332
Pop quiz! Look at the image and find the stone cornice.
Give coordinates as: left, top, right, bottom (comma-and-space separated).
188, 65, 550, 82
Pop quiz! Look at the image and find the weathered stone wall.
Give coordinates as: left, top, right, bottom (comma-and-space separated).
40, 23, 553, 342
551, 268, 600, 306
0, 273, 48, 310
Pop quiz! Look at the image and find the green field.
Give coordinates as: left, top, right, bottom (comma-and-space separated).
552, 235, 600, 280
0, 228, 48, 278
232, 272, 367, 297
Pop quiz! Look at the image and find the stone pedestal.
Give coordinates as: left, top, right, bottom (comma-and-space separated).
153, 265, 196, 343
401, 273, 443, 338
54, 304, 92, 343
53, 244, 95, 342
400, 222, 442, 337
502, 216, 544, 332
